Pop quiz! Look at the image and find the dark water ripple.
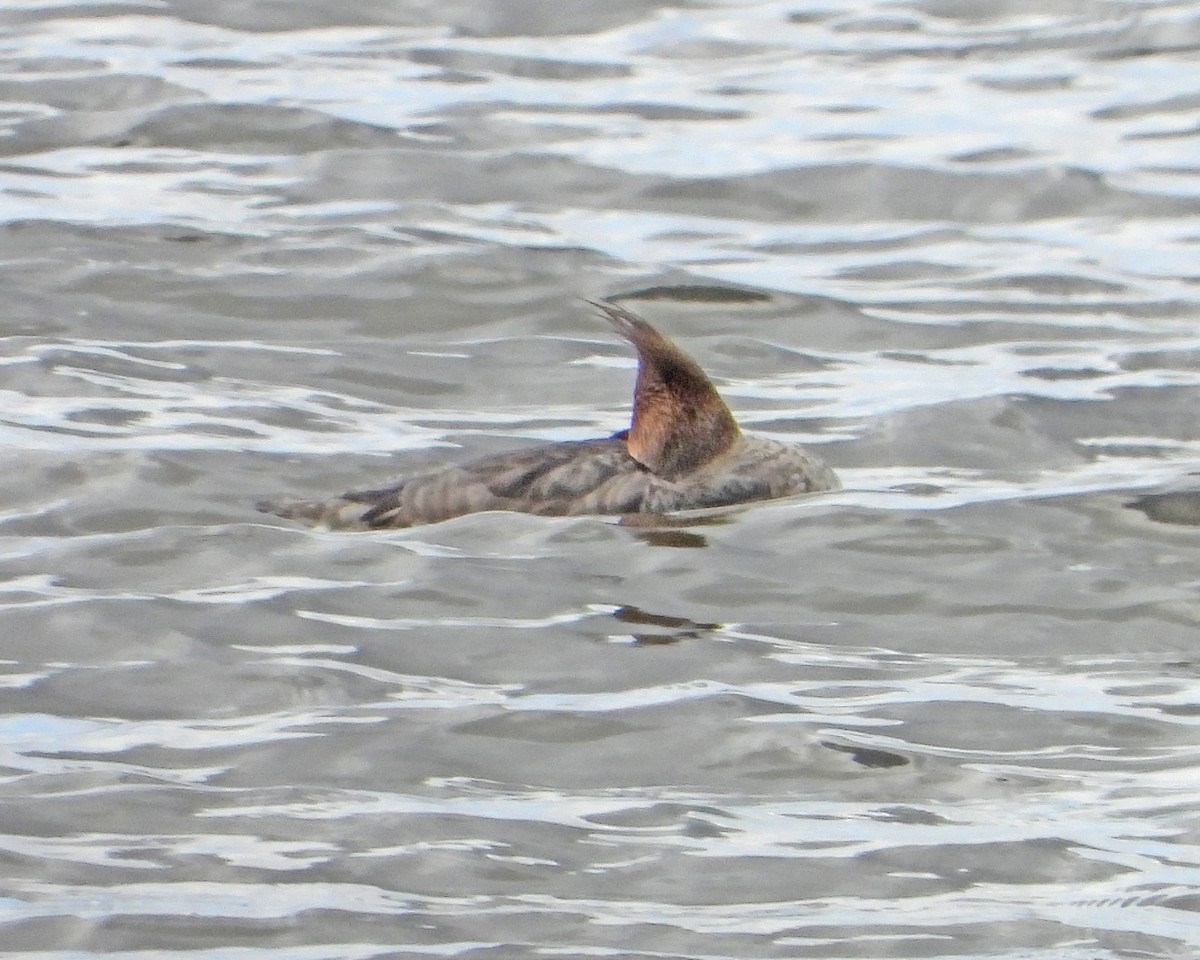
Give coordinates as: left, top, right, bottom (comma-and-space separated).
2, 0, 1200, 958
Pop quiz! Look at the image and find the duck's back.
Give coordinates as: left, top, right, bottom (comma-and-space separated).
261, 434, 837, 530
262, 437, 651, 530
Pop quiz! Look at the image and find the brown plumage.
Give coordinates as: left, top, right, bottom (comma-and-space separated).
259, 301, 839, 530
606, 302, 740, 480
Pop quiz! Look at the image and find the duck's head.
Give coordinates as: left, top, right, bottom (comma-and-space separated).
592, 300, 740, 481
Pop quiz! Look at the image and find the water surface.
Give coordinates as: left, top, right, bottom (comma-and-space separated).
2, 1, 1200, 958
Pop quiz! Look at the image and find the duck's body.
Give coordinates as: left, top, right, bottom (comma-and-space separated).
260, 302, 838, 530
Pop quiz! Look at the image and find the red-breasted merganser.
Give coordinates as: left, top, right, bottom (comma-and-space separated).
259, 301, 838, 529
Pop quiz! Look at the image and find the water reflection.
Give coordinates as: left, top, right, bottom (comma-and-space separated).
822, 740, 910, 769
1127, 483, 1200, 526
609, 603, 721, 645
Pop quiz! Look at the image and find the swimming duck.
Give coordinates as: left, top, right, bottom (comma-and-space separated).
259, 301, 838, 529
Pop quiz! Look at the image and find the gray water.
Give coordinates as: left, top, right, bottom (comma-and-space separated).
3, 1, 1200, 958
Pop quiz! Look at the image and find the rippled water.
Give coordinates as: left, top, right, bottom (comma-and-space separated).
3, 1, 1200, 958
